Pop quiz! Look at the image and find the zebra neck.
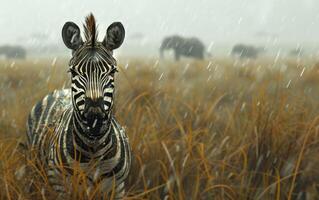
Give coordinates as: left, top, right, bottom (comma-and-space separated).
70, 111, 113, 154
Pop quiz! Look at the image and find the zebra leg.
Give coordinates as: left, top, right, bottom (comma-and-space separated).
47, 160, 69, 199
114, 182, 125, 200
98, 182, 125, 200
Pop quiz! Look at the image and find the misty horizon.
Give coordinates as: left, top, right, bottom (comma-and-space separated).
1, 0, 319, 57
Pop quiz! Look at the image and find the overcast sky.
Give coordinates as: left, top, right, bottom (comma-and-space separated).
1, 0, 319, 47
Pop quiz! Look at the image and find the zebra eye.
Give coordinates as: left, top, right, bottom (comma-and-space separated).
68, 68, 78, 76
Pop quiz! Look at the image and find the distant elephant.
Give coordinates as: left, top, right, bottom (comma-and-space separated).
0, 45, 26, 59
160, 35, 205, 61
231, 44, 264, 59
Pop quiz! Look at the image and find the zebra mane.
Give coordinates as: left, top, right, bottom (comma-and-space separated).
83, 13, 98, 47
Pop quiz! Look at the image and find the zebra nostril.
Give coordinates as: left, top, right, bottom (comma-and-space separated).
84, 97, 104, 116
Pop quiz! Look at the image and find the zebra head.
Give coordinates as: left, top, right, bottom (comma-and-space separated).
62, 14, 125, 130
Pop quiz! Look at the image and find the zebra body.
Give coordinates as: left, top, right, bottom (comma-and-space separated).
26, 14, 131, 199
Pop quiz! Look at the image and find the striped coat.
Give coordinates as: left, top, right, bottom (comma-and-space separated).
26, 14, 131, 199
27, 89, 131, 197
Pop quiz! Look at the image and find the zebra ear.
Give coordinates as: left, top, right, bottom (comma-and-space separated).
102, 22, 125, 50
62, 22, 83, 50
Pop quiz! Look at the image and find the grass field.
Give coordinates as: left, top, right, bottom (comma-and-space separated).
1, 56, 319, 199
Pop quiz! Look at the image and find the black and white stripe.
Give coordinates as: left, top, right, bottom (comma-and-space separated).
26, 14, 131, 199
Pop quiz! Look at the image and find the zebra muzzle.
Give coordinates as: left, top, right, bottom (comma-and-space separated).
83, 97, 106, 119
84, 106, 105, 118
83, 106, 106, 129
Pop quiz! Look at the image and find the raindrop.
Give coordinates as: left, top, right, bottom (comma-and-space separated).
207, 42, 214, 52
159, 72, 164, 80
182, 63, 190, 74
240, 102, 246, 112
286, 80, 291, 88
10, 61, 15, 68
206, 61, 212, 70
153, 60, 159, 68
300, 67, 305, 77
51, 57, 57, 66
274, 50, 281, 63
257, 65, 261, 72
183, 112, 188, 119
238, 17, 243, 25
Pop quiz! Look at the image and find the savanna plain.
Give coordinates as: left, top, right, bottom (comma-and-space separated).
0, 57, 319, 199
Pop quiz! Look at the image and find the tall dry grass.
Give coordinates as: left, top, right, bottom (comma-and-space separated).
0, 57, 319, 199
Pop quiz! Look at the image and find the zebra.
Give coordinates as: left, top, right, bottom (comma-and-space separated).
26, 13, 131, 199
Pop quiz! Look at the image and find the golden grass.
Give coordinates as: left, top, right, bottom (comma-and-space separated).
0, 57, 319, 199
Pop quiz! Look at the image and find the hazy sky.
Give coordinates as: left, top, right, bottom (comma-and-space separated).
1, 0, 319, 47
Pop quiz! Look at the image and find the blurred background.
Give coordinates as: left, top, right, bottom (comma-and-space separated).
1, 0, 319, 58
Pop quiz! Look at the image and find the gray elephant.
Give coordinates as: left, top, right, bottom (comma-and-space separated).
0, 45, 26, 59
231, 44, 264, 59
160, 35, 205, 61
